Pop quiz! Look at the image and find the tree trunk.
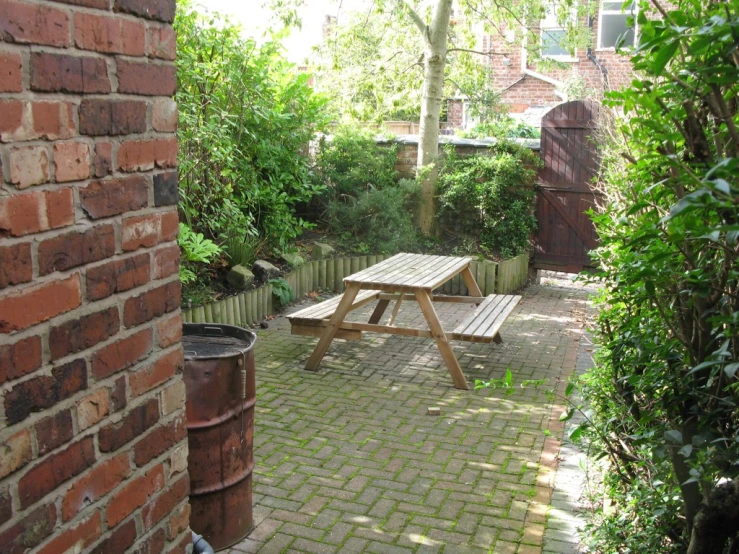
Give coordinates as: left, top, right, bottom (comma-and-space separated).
686, 479, 739, 554
415, 0, 452, 236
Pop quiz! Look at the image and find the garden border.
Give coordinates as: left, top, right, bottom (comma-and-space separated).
181, 252, 529, 326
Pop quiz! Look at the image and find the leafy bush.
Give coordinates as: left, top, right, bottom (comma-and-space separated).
325, 179, 421, 254
269, 278, 294, 308
570, 2, 739, 552
176, 1, 328, 250
222, 229, 264, 269
437, 142, 541, 258
178, 223, 222, 285
313, 127, 399, 202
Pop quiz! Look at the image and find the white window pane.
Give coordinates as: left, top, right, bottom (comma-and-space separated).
600, 13, 635, 48
542, 4, 559, 27
542, 29, 569, 56
602, 1, 634, 11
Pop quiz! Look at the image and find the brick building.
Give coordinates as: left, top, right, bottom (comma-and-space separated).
0, 1, 189, 553
448, 1, 638, 128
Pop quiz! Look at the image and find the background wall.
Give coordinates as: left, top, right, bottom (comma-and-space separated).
0, 1, 189, 552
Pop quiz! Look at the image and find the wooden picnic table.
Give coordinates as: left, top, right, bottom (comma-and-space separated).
288, 253, 521, 390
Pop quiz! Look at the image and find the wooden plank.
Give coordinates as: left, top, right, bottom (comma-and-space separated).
319, 259, 326, 290
485, 263, 496, 295
341, 321, 433, 338
305, 283, 361, 371
350, 256, 359, 276
414, 289, 469, 390
288, 289, 380, 321
326, 258, 335, 291
312, 260, 319, 292
453, 295, 521, 340
460, 267, 483, 297
541, 119, 594, 129
540, 188, 598, 250
368, 299, 391, 324
292, 324, 362, 341
387, 293, 406, 325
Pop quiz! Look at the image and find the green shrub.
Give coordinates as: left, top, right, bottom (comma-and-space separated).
178, 223, 222, 285
176, 1, 328, 250
459, 118, 540, 140
222, 228, 264, 269
437, 142, 541, 258
314, 126, 399, 202
325, 178, 420, 254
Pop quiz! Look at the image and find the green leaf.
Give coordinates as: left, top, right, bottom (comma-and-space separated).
651, 40, 679, 74
559, 408, 575, 422
664, 430, 683, 445
565, 382, 575, 397
724, 363, 739, 379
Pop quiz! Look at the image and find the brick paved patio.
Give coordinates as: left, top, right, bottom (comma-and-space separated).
228, 283, 588, 554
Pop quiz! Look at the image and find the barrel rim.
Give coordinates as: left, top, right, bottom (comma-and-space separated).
182, 323, 257, 360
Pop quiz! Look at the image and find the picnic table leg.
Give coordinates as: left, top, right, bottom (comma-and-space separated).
414, 290, 469, 390
305, 283, 361, 371
460, 267, 483, 297
493, 333, 503, 344
368, 299, 391, 324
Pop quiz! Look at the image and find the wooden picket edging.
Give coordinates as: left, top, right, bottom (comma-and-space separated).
181, 252, 529, 327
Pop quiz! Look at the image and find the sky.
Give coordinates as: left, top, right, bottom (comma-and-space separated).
197, 0, 369, 63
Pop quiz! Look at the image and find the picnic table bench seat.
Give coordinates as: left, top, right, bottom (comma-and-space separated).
450, 294, 521, 343
288, 289, 382, 340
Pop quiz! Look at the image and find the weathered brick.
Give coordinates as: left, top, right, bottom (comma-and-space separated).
62, 452, 130, 521
90, 327, 154, 380
38, 224, 115, 275
160, 379, 185, 416
0, 273, 80, 333
122, 213, 163, 251
89, 518, 137, 554
77, 388, 111, 430
117, 60, 176, 96
87, 252, 150, 301
98, 397, 159, 453
134, 414, 186, 466
118, 137, 177, 171
134, 527, 166, 554
142, 474, 188, 531
0, 51, 22, 93
35, 409, 74, 455
0, 188, 75, 237
153, 170, 178, 206
79, 99, 148, 136
4, 358, 87, 424
31, 52, 111, 94
130, 348, 183, 397
0, 335, 41, 384
37, 510, 102, 554
0, 488, 11, 526
53, 141, 91, 182
0, 429, 32, 479
0, 0, 70, 47
114, 0, 175, 22
0, 242, 32, 289
18, 436, 96, 509
123, 280, 181, 328
0, 99, 24, 141
49, 305, 119, 360
32, 101, 76, 141
167, 526, 191, 552
157, 313, 182, 348
153, 244, 180, 279
111, 375, 127, 412
75, 12, 146, 55
168, 502, 190, 540
49, 0, 109, 8
80, 176, 149, 219
9, 145, 50, 188
106, 463, 165, 527
148, 24, 176, 60
0, 503, 57, 554
160, 209, 179, 241
93, 141, 113, 177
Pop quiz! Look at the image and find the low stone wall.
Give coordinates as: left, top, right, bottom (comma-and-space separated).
379, 135, 541, 178
182, 252, 529, 327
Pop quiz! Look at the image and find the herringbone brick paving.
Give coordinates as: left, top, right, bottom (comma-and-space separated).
230, 283, 587, 554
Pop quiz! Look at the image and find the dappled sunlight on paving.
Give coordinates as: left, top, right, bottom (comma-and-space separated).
230, 283, 589, 554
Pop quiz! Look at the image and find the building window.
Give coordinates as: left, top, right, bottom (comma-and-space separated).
541, 4, 575, 60
599, 1, 636, 49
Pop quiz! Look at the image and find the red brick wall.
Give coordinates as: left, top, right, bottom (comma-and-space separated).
481, 13, 636, 110
0, 1, 188, 553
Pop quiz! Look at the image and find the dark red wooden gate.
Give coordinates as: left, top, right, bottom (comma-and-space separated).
534, 100, 600, 273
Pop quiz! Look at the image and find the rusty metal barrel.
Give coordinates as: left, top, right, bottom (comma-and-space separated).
182, 323, 257, 551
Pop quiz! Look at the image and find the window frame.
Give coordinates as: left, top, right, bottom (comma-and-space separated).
540, 3, 578, 62
597, 0, 638, 51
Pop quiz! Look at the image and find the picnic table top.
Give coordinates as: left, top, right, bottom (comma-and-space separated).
343, 253, 472, 292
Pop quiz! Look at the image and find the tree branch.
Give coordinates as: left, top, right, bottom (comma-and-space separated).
447, 47, 508, 56
396, 0, 428, 39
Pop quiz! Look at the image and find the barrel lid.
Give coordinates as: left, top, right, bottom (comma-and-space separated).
182, 323, 256, 360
